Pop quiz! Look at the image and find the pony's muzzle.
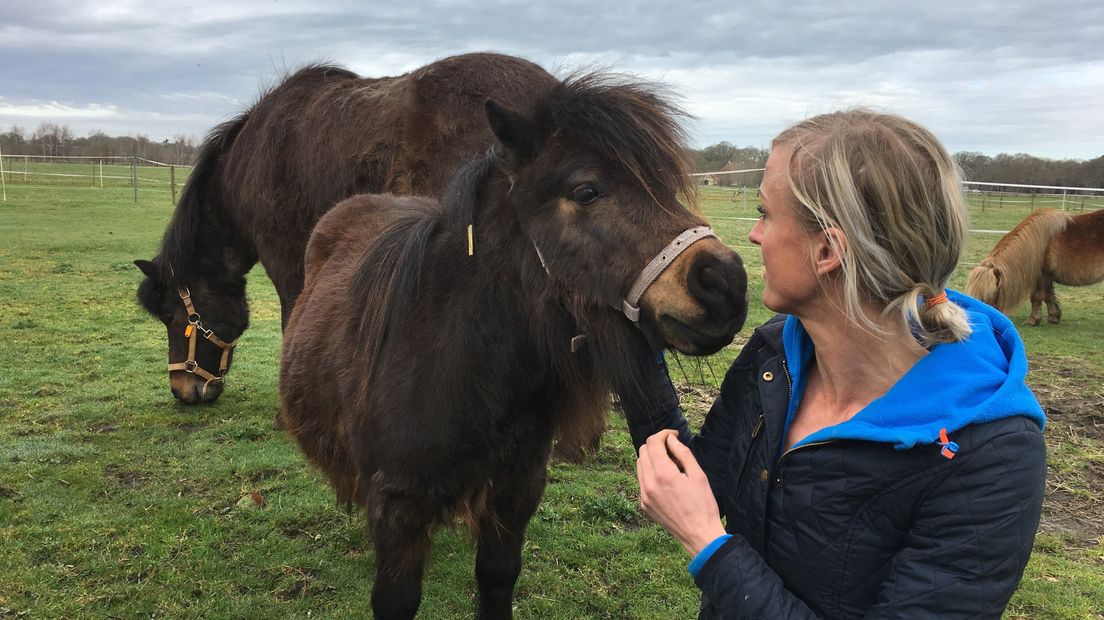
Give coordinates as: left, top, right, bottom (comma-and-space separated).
170, 374, 224, 404
643, 241, 748, 355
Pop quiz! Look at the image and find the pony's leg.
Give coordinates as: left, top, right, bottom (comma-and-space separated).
475, 450, 550, 620
369, 493, 435, 620
1027, 278, 1046, 326
1044, 280, 1062, 324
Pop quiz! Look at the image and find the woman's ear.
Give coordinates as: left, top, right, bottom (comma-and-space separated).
814, 227, 847, 276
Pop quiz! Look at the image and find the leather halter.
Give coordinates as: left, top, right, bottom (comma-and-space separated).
167, 287, 238, 387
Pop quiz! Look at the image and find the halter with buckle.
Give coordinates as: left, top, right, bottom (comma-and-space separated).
524, 225, 717, 351
620, 225, 716, 323
167, 287, 238, 387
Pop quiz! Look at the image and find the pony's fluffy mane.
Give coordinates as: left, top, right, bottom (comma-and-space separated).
965, 208, 1072, 312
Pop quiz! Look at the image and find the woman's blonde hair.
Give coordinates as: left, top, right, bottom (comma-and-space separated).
774, 109, 971, 345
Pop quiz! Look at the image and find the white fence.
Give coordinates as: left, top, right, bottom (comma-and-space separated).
961, 181, 1104, 212
3, 153, 1101, 214
692, 167, 1104, 213
0, 152, 191, 203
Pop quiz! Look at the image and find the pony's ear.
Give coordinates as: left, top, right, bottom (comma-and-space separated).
134, 259, 158, 280
485, 99, 541, 161
991, 266, 1002, 283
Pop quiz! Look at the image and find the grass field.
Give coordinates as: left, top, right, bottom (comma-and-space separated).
0, 182, 1102, 618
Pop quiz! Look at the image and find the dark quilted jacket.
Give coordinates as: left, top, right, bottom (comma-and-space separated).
623, 316, 1047, 619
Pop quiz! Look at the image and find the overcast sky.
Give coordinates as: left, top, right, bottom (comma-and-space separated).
2, 0, 1101, 160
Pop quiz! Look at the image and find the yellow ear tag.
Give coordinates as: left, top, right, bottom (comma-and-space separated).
185, 324, 194, 338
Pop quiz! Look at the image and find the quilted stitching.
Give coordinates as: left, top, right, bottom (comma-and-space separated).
625, 324, 1045, 620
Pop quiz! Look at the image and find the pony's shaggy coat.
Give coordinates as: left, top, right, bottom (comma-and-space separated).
966, 208, 1104, 324
278, 68, 746, 618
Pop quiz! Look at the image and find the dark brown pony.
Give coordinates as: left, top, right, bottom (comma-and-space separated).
279, 75, 748, 618
136, 54, 574, 403
965, 208, 1104, 325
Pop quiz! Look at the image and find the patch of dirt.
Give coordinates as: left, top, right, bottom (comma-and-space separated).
247, 467, 284, 483
169, 421, 208, 433
267, 565, 336, 601
103, 464, 150, 489
85, 423, 117, 434
1027, 354, 1104, 544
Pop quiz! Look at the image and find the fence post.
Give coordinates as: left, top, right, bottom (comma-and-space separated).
91, 160, 96, 188
171, 165, 176, 204
99, 160, 104, 188
131, 157, 138, 204
0, 144, 7, 201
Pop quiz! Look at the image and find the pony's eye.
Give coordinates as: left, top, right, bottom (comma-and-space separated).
570, 185, 601, 206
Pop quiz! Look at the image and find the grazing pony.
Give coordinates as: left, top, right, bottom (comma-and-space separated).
135, 53, 576, 404
279, 76, 748, 618
965, 208, 1104, 325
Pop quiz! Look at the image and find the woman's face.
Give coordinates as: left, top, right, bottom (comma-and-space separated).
748, 145, 825, 314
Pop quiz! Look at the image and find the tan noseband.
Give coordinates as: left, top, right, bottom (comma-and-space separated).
167, 287, 238, 388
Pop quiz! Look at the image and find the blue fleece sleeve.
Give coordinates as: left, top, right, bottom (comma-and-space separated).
688, 534, 733, 577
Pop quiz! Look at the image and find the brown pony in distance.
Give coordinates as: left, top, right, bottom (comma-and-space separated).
135, 54, 575, 404
965, 207, 1104, 325
279, 76, 748, 618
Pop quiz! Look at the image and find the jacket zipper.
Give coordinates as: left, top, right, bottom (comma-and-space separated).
772, 439, 834, 485
733, 414, 766, 492
773, 359, 834, 485
781, 359, 793, 404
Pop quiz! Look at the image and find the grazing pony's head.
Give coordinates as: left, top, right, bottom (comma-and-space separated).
135, 257, 248, 404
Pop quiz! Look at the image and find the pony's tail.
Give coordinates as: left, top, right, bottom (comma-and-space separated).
157, 113, 250, 284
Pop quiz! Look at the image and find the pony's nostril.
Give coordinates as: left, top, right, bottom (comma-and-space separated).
696, 265, 728, 293
690, 255, 735, 302
171, 387, 184, 401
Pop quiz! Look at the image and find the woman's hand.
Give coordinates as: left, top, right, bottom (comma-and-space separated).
636, 430, 727, 556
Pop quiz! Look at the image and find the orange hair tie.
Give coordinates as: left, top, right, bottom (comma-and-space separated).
927, 290, 949, 307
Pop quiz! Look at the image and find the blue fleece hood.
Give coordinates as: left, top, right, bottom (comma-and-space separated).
783, 290, 1045, 451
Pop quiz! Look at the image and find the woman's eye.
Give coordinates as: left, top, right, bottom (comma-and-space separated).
756, 205, 766, 218
571, 185, 601, 206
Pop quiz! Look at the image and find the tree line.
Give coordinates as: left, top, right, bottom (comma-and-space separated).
693, 141, 1104, 190
3, 124, 1101, 188
0, 123, 200, 165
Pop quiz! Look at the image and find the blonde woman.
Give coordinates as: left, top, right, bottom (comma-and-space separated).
629, 110, 1045, 619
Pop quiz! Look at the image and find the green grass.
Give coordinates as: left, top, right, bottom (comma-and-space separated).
0, 183, 1101, 618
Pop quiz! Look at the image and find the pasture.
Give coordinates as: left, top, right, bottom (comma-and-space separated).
0, 183, 1101, 618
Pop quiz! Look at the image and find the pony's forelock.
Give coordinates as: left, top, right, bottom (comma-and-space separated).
541, 72, 696, 209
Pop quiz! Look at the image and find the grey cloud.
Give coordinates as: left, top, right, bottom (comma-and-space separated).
0, 0, 1101, 158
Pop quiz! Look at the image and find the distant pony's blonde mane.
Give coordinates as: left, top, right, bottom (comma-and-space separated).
965, 209, 1072, 312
